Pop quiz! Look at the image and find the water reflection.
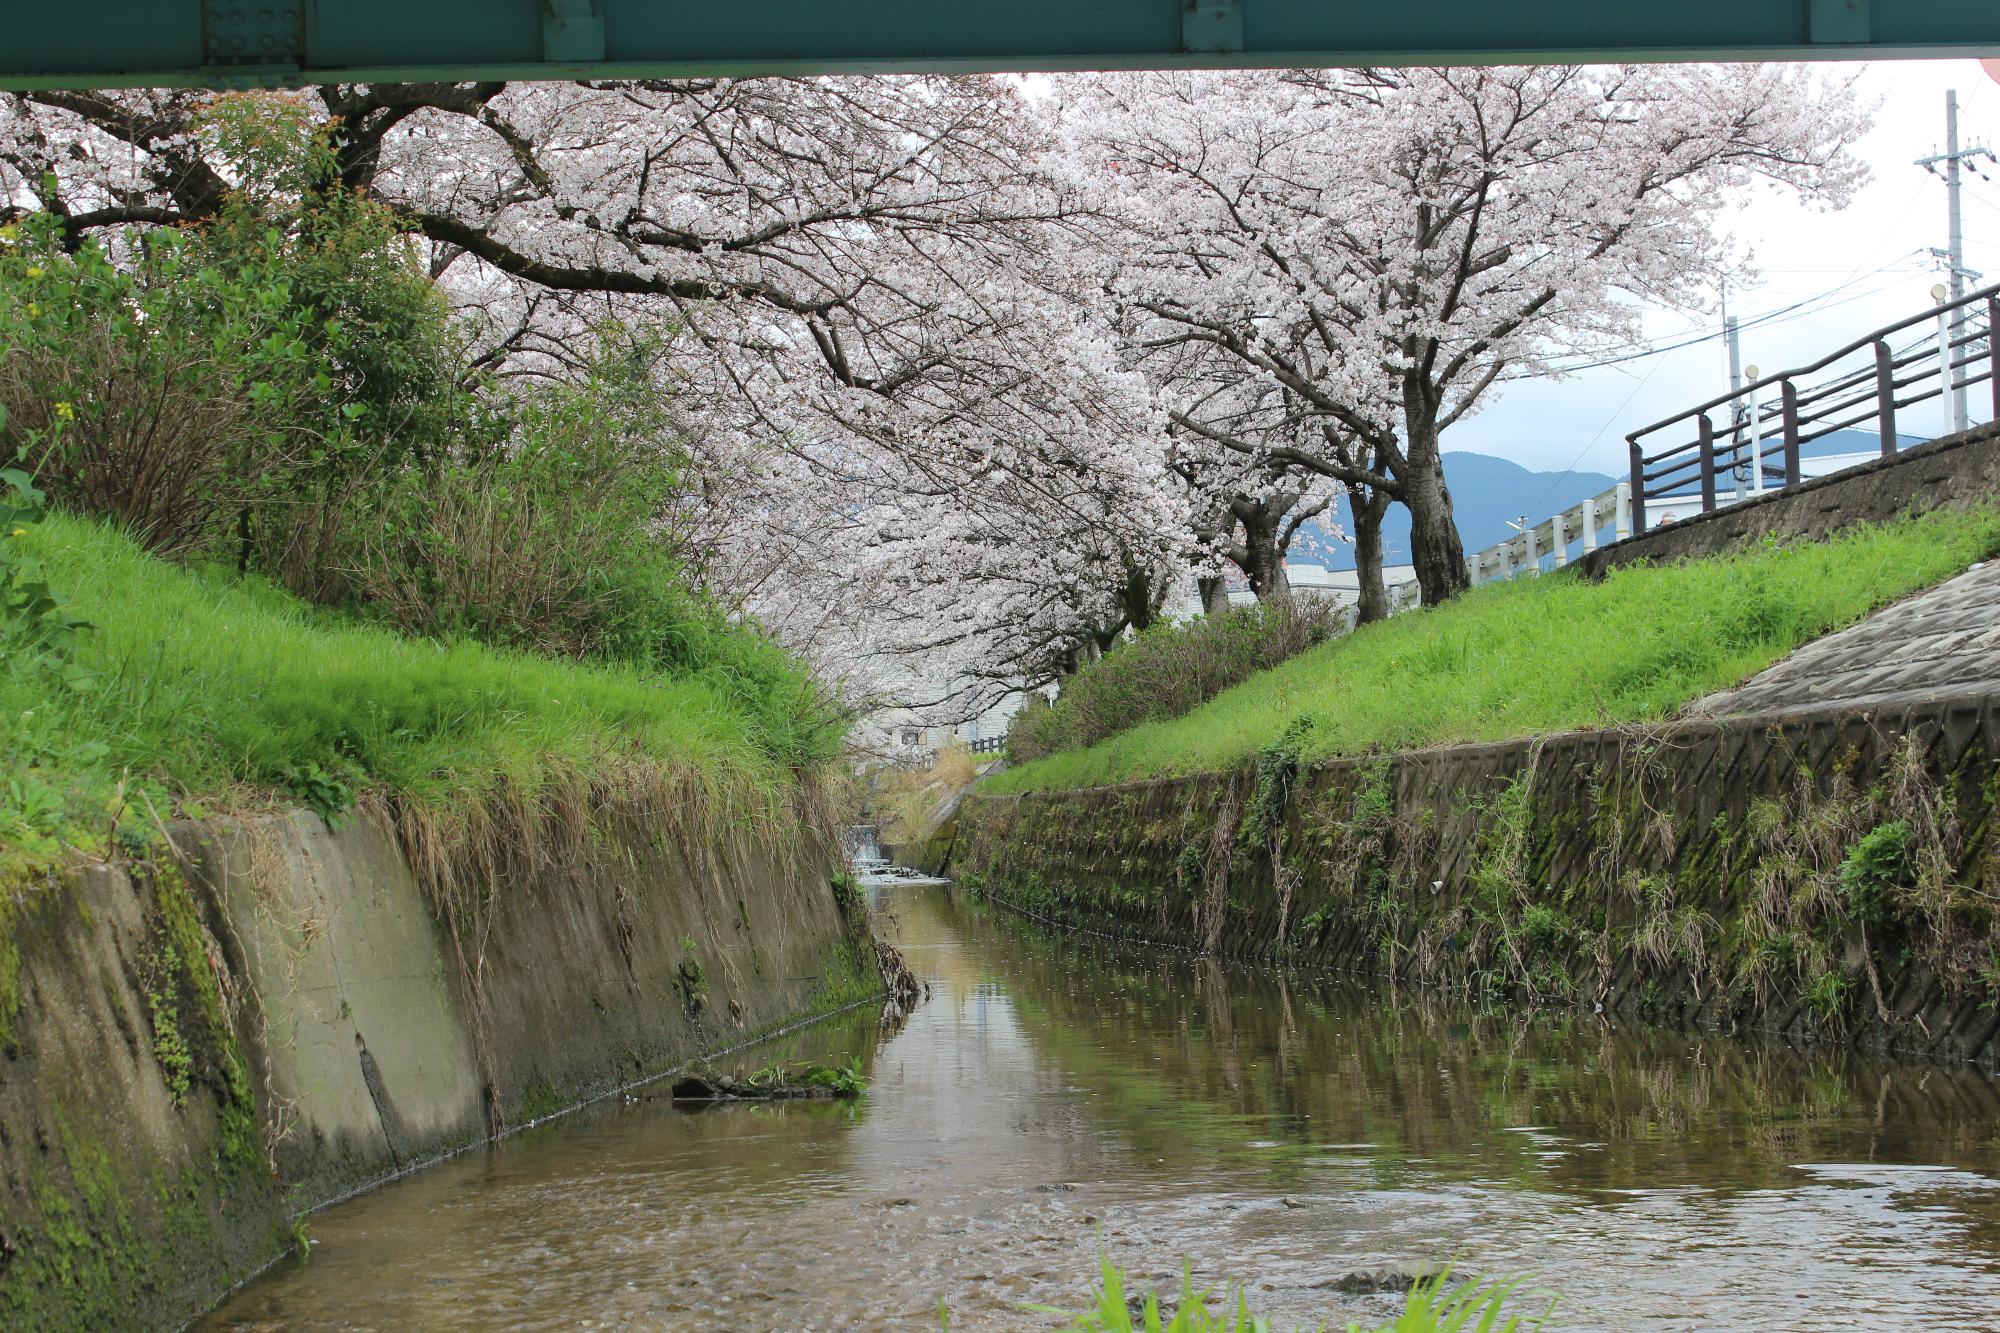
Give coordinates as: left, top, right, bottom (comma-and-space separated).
204, 883, 2000, 1331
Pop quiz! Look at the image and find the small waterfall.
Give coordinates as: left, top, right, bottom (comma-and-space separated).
843, 823, 884, 867
843, 823, 947, 886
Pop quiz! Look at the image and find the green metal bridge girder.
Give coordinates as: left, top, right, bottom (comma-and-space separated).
2, 1, 1997, 91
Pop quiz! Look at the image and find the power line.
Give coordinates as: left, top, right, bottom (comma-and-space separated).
1522, 347, 1671, 517
1536, 264, 1924, 375
1507, 260, 1938, 505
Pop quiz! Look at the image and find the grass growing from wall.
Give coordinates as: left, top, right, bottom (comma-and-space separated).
988, 507, 2000, 795
875, 745, 980, 845
1, 513, 842, 872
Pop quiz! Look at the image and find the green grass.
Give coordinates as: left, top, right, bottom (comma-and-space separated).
996, 1254, 1546, 1332
2, 513, 837, 870
988, 508, 2000, 795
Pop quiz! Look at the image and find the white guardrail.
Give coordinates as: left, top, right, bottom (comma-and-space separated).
1381, 480, 1635, 610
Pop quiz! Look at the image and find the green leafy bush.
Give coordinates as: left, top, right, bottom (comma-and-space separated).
277, 760, 360, 830
1009, 599, 1345, 763
800, 1056, 868, 1097
348, 332, 700, 662
0, 214, 343, 561
1839, 820, 1915, 925
1518, 904, 1572, 952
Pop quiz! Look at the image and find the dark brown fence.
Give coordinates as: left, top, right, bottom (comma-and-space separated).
1626, 284, 1999, 530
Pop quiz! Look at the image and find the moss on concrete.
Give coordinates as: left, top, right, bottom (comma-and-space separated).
1, 791, 869, 1331
0, 885, 22, 1057
951, 695, 2000, 1068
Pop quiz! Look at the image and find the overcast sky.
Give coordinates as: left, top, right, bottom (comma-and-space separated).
1453, 58, 2000, 488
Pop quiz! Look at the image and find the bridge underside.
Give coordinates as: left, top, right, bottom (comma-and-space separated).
4, 1, 1998, 91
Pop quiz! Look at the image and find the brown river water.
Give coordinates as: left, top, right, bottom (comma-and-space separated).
202, 880, 2000, 1332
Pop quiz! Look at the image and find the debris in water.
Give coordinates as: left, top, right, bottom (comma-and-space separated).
1310, 1262, 1457, 1295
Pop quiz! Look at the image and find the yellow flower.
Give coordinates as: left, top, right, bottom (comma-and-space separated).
24, 301, 38, 317
54, 401, 74, 421
23, 265, 42, 279
8, 528, 24, 538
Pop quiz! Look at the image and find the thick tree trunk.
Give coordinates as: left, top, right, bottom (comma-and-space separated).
1399, 385, 1470, 606
1348, 483, 1392, 625
1240, 505, 1293, 604
1119, 560, 1158, 633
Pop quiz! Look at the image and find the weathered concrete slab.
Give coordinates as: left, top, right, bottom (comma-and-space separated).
1693, 561, 2000, 718
193, 811, 484, 1198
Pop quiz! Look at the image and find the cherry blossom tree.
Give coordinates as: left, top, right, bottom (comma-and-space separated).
1140, 347, 1343, 611
1, 77, 1188, 720
1058, 63, 1869, 606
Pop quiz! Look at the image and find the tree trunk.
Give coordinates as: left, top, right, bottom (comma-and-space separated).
1197, 574, 1230, 617
1240, 504, 1293, 604
1348, 482, 1392, 625
1399, 384, 1470, 606
1119, 560, 1157, 633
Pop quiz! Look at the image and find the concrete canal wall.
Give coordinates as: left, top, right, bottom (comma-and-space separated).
951, 433, 2000, 1073
0, 796, 875, 1330
952, 686, 2000, 1069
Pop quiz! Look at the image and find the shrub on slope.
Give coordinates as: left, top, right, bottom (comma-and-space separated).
1008, 599, 1345, 763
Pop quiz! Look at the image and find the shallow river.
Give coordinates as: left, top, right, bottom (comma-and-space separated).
204, 880, 2000, 1331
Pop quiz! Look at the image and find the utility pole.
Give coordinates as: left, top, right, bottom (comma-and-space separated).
1915, 89, 1995, 434
1724, 312, 1746, 495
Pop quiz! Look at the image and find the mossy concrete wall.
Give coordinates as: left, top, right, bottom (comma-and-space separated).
953, 694, 2000, 1069
0, 800, 872, 1330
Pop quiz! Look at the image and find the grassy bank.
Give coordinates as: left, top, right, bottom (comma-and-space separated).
1, 513, 840, 872
989, 507, 2000, 794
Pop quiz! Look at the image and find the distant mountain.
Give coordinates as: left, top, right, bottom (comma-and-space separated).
1288, 429, 1926, 572
1292, 452, 1616, 572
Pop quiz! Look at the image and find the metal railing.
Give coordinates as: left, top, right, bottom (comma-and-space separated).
969, 735, 1006, 755
1625, 283, 2000, 529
